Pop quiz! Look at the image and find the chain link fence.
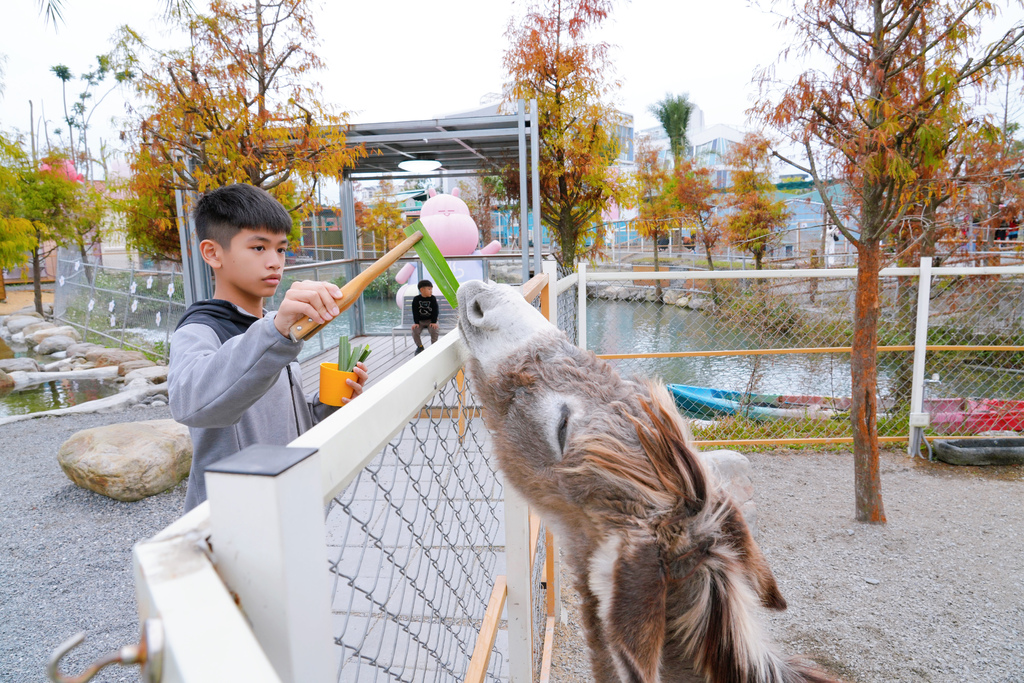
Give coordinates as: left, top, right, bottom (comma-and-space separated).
53, 248, 185, 361
922, 272, 1024, 436
327, 373, 510, 682
580, 265, 1024, 445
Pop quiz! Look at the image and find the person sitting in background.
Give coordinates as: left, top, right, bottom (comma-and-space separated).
411, 279, 439, 355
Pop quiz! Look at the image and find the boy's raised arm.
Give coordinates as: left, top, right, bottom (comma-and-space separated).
169, 314, 301, 428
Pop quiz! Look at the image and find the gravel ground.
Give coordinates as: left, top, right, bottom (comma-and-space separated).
0, 405, 184, 683
548, 448, 1024, 683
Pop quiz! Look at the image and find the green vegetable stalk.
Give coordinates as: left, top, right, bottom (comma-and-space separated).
338, 335, 371, 372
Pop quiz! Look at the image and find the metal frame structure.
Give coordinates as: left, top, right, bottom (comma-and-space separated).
174, 102, 544, 317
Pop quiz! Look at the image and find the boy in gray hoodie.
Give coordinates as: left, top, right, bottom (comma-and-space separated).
169, 184, 367, 511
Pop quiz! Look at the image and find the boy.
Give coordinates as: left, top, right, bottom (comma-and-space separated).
411, 279, 439, 355
168, 184, 367, 511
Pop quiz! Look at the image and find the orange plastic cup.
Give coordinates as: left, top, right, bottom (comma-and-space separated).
319, 363, 358, 406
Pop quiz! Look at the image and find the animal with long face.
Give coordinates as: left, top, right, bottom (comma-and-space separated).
457, 280, 841, 683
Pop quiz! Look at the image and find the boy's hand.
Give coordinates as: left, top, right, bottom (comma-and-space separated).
429, 323, 439, 331
340, 361, 368, 405
274, 280, 343, 339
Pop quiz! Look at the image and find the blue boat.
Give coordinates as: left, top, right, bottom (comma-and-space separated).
666, 384, 846, 421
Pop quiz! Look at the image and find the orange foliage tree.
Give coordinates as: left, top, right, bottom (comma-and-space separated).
758, 0, 1024, 523
360, 179, 406, 254
666, 159, 722, 273
114, 0, 362, 258
721, 134, 790, 270
502, 0, 627, 270
628, 135, 672, 294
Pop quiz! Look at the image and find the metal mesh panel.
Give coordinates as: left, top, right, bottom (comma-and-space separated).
922, 272, 1024, 437
555, 268, 578, 346
52, 248, 185, 360
584, 269, 919, 443
327, 373, 508, 682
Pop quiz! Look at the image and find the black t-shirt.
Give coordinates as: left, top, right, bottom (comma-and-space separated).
412, 295, 439, 324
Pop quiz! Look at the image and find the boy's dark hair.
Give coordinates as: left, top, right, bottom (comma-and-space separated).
417, 279, 433, 289
194, 184, 292, 247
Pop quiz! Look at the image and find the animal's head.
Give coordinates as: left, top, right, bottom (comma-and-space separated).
457, 280, 707, 521
420, 187, 479, 256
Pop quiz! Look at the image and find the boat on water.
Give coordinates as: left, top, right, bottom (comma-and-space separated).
666, 384, 847, 421
924, 398, 1024, 435
667, 384, 1024, 434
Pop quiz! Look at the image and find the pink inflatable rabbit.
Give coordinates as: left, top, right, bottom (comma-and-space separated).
395, 187, 501, 307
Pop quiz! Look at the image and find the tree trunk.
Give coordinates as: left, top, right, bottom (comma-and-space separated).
32, 239, 43, 316
0, 273, 6, 303
850, 239, 886, 524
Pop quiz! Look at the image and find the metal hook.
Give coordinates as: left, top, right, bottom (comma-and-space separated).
47, 618, 163, 683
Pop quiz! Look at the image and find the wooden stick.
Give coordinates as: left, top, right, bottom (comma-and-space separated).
522, 272, 548, 304
463, 577, 508, 683
538, 616, 556, 683
288, 231, 423, 341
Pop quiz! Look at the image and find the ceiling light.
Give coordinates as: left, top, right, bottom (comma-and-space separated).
398, 159, 442, 173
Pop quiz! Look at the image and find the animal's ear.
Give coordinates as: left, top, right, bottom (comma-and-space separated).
720, 498, 787, 610
608, 540, 667, 683
428, 187, 437, 197
451, 187, 461, 198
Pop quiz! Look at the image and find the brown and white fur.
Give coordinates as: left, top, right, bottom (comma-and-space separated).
457, 280, 841, 683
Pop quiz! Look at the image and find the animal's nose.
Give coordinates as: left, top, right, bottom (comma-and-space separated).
457, 280, 495, 329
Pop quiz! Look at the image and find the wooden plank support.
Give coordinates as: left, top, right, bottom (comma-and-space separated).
522, 273, 549, 304
538, 616, 556, 683
464, 577, 509, 683
529, 512, 541, 569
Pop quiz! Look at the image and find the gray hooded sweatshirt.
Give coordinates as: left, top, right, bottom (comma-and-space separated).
168, 304, 336, 511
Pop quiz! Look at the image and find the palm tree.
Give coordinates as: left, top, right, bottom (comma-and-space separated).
649, 93, 694, 167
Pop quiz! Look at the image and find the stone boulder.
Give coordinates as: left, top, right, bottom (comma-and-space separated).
15, 305, 45, 317
663, 290, 684, 306
35, 335, 77, 355
27, 325, 81, 345
687, 298, 712, 311
5, 316, 42, 335
57, 419, 192, 502
0, 357, 40, 373
674, 296, 691, 308
22, 320, 55, 337
86, 348, 147, 368
118, 359, 157, 376
66, 342, 103, 358
699, 449, 759, 539
0, 369, 12, 391
124, 365, 170, 384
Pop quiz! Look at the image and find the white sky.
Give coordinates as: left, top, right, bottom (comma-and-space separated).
1, 0, 1019, 178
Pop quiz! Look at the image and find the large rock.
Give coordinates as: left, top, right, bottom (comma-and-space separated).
86, 348, 147, 367
66, 342, 102, 358
118, 359, 157, 376
35, 335, 77, 355
22, 321, 56, 337
57, 419, 192, 501
0, 369, 12, 391
27, 325, 81, 345
15, 305, 44, 317
0, 357, 40, 373
699, 449, 759, 539
663, 290, 684, 306
5, 316, 42, 335
124, 365, 170, 383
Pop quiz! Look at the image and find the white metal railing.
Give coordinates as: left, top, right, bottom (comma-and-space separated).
132, 265, 571, 683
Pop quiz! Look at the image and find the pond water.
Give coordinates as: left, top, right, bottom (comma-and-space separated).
585, 299, 1021, 402
0, 336, 121, 418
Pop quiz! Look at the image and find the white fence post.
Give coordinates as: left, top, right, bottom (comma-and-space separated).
543, 260, 558, 323
505, 485, 535, 683
205, 445, 335, 683
577, 262, 587, 351
908, 257, 933, 456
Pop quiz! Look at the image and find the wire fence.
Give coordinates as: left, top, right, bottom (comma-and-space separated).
52, 248, 185, 361
580, 264, 1024, 445
327, 373, 508, 683
922, 272, 1024, 436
